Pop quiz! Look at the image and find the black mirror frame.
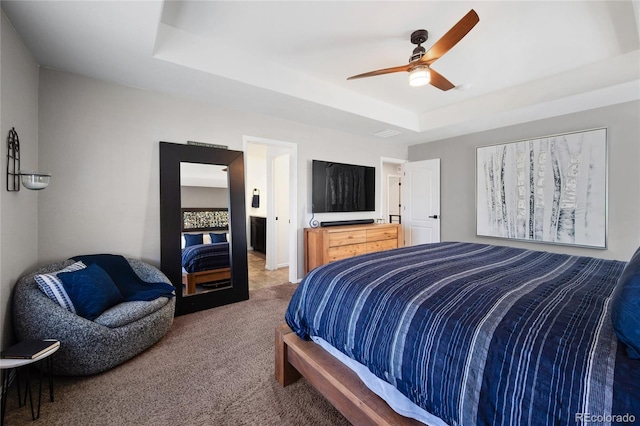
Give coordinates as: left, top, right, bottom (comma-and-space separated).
160, 141, 249, 316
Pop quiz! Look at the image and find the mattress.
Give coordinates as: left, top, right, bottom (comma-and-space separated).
312, 335, 446, 425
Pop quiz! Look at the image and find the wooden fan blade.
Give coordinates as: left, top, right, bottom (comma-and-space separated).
347, 64, 412, 80
429, 68, 455, 91
420, 9, 479, 65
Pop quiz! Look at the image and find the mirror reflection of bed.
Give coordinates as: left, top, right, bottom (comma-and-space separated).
181, 227, 231, 295
180, 163, 231, 297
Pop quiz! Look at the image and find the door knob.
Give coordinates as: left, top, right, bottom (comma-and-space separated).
429, 215, 439, 219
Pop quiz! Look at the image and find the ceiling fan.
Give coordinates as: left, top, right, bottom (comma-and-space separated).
347, 9, 479, 90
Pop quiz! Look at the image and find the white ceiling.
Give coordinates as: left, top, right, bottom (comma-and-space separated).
3, 1, 639, 146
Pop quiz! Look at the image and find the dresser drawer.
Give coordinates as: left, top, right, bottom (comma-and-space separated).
366, 238, 398, 254
304, 224, 402, 274
366, 227, 398, 242
327, 243, 367, 262
328, 230, 367, 247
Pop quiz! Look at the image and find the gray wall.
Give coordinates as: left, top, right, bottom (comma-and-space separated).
37, 68, 408, 276
408, 100, 640, 261
181, 186, 228, 208
0, 12, 40, 347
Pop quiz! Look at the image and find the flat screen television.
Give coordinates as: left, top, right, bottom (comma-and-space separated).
312, 160, 375, 213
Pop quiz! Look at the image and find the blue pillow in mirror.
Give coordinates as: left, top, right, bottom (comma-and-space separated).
57, 263, 124, 321
209, 233, 227, 243
184, 233, 203, 247
611, 246, 640, 359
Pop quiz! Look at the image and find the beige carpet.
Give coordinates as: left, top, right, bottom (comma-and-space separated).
3, 284, 349, 425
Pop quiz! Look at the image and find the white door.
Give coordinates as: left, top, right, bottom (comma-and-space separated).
274, 154, 290, 268
401, 159, 441, 246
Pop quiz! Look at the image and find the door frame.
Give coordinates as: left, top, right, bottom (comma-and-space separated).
243, 136, 298, 283
380, 157, 407, 222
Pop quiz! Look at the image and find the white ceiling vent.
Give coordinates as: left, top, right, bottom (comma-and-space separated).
373, 129, 402, 138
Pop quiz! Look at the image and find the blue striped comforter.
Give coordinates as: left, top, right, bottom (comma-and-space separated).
181, 242, 230, 273
285, 242, 640, 425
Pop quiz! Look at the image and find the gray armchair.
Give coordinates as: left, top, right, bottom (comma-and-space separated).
12, 258, 175, 376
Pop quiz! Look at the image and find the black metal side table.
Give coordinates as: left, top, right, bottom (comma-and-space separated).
0, 343, 59, 425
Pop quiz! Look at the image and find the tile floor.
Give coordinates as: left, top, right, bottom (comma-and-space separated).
248, 250, 290, 290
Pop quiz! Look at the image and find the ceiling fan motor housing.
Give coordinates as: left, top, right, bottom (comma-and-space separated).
409, 29, 428, 62
410, 29, 429, 45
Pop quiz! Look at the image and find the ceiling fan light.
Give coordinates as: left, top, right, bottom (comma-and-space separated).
409, 66, 430, 87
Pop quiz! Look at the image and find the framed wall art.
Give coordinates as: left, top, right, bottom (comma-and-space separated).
181, 207, 229, 232
476, 128, 607, 248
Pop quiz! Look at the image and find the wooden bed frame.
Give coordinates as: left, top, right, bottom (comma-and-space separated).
182, 267, 231, 295
275, 324, 422, 425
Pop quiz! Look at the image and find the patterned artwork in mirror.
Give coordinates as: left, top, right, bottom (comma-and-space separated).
182, 208, 229, 232
476, 128, 607, 248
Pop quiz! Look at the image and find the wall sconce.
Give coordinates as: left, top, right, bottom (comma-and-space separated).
6, 127, 51, 191
19, 171, 51, 190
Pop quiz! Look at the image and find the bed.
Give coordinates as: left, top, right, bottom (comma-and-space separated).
276, 242, 640, 425
181, 241, 231, 295
180, 207, 231, 295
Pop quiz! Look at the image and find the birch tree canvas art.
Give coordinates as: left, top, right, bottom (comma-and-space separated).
476, 128, 607, 248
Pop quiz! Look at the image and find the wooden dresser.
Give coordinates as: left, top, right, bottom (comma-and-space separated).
303, 223, 402, 274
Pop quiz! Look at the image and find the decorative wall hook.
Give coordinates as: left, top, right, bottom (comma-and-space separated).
6, 127, 51, 191
6, 127, 20, 191
251, 188, 260, 208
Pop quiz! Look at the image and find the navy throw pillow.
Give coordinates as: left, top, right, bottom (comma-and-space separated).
209, 233, 227, 243
57, 263, 124, 321
611, 246, 640, 359
184, 233, 203, 247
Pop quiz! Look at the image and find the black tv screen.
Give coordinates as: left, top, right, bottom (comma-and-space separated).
312, 160, 375, 213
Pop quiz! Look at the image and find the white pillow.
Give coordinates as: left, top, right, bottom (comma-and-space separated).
35, 261, 86, 314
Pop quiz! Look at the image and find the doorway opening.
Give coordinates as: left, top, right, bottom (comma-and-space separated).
380, 157, 406, 224
244, 136, 298, 289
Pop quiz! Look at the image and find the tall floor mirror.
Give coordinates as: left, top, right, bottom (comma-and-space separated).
160, 142, 249, 316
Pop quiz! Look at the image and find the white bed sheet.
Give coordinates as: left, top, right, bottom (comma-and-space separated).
311, 336, 448, 426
